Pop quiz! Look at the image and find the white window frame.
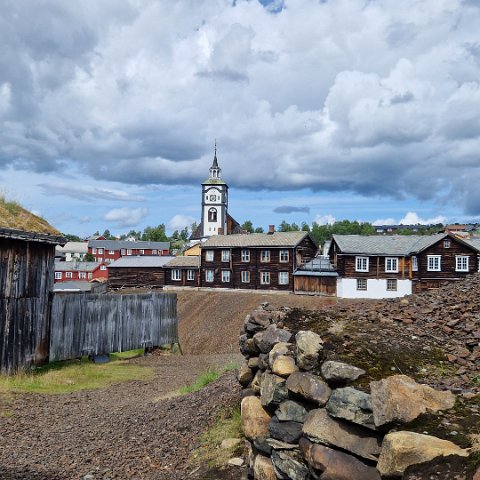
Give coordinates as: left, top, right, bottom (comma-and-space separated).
241, 249, 250, 262
241, 271, 250, 283
152, 249, 158, 255
279, 250, 289, 263
205, 250, 214, 262
456, 256, 469, 272
187, 269, 195, 281
355, 256, 369, 272
139, 249, 145, 255
260, 271, 270, 285
221, 250, 230, 262
100, 265, 107, 271
278, 272, 289, 285
221, 270, 231, 283
386, 279, 397, 291
109, 250, 115, 255
412, 256, 418, 272
356, 278, 367, 290
121, 249, 126, 255
55, 272, 62, 280
88, 273, 93, 279
97, 248, 104, 254
205, 269, 214, 283
126, 249, 132, 256
78, 272, 86, 279
427, 255, 441, 271
66, 272, 73, 279
171, 269, 181, 281
385, 257, 398, 273
92, 248, 97, 254
260, 250, 270, 263
444, 239, 451, 249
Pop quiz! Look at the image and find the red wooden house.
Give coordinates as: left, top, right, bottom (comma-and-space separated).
54, 261, 108, 283
87, 240, 170, 263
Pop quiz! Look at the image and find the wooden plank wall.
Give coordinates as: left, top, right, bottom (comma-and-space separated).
0, 240, 55, 374
108, 267, 166, 289
294, 276, 337, 296
49, 292, 178, 361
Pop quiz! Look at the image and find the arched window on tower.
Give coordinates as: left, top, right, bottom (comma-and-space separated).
208, 208, 217, 222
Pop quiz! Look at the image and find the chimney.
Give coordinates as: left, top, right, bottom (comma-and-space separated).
218, 227, 224, 235
268, 225, 275, 235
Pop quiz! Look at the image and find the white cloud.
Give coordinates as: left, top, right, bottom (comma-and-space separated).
167, 214, 197, 232
314, 214, 336, 225
372, 218, 396, 226
399, 212, 446, 225
104, 207, 148, 227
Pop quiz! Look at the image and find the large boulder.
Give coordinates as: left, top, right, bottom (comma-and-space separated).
238, 363, 254, 387
241, 396, 272, 440
272, 355, 299, 377
276, 400, 308, 423
286, 371, 331, 406
326, 386, 376, 430
261, 373, 289, 407
240, 334, 260, 357
377, 431, 469, 478
321, 360, 366, 384
254, 325, 293, 354
268, 342, 294, 367
370, 375, 456, 427
253, 455, 277, 480
303, 409, 383, 461
299, 437, 381, 480
271, 450, 310, 480
251, 370, 264, 393
269, 417, 303, 444
295, 330, 323, 371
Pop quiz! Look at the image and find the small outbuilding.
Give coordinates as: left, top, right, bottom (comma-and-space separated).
293, 256, 338, 296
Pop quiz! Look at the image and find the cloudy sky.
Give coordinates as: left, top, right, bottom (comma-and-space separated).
1, 0, 480, 236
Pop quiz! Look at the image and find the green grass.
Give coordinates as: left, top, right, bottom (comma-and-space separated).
178, 362, 239, 395
109, 348, 145, 360
0, 355, 153, 395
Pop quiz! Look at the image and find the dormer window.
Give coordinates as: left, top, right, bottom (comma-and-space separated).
444, 239, 451, 248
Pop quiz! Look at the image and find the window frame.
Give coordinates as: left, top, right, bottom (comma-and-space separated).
279, 250, 289, 263
187, 269, 195, 281
241, 249, 250, 262
444, 239, 451, 249
100, 265, 107, 271
92, 248, 97, 254
66, 272, 73, 279
241, 271, 250, 283
427, 255, 441, 271
260, 250, 271, 263
221, 270, 231, 283
412, 256, 418, 272
221, 249, 230, 262
386, 279, 397, 291
355, 256, 369, 272
278, 271, 289, 285
205, 269, 214, 283
260, 271, 270, 285
54, 272, 62, 280
126, 249, 132, 255
455, 255, 469, 272
97, 248, 104, 254
79, 272, 86, 279
109, 250, 115, 255
205, 250, 214, 262
385, 257, 398, 273
171, 269, 181, 281
356, 278, 367, 290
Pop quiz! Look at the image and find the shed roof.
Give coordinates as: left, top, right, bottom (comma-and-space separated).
108, 256, 175, 268
53, 281, 93, 292
201, 231, 311, 248
294, 256, 338, 277
164, 256, 200, 268
88, 239, 170, 250
331, 234, 448, 256
0, 197, 65, 245
54, 261, 102, 272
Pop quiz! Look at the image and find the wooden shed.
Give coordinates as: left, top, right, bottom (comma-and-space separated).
0, 199, 65, 373
293, 256, 338, 296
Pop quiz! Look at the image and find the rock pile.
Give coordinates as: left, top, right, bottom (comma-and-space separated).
239, 304, 476, 480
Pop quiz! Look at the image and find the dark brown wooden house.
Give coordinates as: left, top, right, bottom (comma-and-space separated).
107, 256, 175, 289
199, 232, 317, 291
0, 200, 65, 373
163, 256, 200, 287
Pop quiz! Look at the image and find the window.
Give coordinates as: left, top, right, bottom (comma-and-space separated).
456, 256, 469, 272
109, 250, 115, 255
355, 256, 369, 272
79, 272, 86, 279
279, 250, 289, 263
356, 278, 367, 290
205, 250, 214, 261
92, 248, 97, 254
66, 272, 73, 279
55, 272, 62, 280
152, 249, 158, 255
208, 208, 217, 222
98, 248, 104, 254
260, 272, 270, 285
412, 256, 418, 272
100, 265, 107, 271
385, 257, 398, 273
121, 249, 126, 255
187, 270, 195, 281
387, 279, 397, 291
139, 249, 145, 255
171, 269, 181, 281
205, 269, 214, 283
221, 270, 231, 283
279, 272, 289, 285
88, 273, 93, 279
221, 250, 230, 262
444, 239, 451, 249
261, 250, 270, 262
427, 255, 441, 271
241, 249, 250, 262
241, 271, 250, 283
126, 249, 132, 255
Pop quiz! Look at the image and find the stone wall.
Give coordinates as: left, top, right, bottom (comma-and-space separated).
239, 303, 473, 480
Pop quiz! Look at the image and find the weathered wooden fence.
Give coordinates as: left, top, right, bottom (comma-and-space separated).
49, 292, 177, 361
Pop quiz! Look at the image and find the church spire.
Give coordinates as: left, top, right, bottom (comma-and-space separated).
209, 140, 221, 179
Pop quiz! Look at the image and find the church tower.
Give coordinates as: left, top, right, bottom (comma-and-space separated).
201, 144, 228, 238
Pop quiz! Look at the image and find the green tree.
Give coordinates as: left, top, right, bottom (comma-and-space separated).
254, 227, 264, 233
63, 233, 82, 242
142, 224, 168, 242
84, 252, 95, 262
241, 220, 254, 233
180, 227, 189, 241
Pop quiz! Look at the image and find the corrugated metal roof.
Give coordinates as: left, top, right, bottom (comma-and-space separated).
88, 240, 170, 250
108, 256, 175, 268
53, 281, 93, 292
463, 238, 480, 250
294, 256, 338, 277
332, 234, 447, 255
164, 256, 200, 268
54, 261, 101, 272
201, 232, 310, 248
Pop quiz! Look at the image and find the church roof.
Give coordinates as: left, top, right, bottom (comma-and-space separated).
189, 213, 242, 240
202, 178, 226, 185
201, 231, 310, 248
